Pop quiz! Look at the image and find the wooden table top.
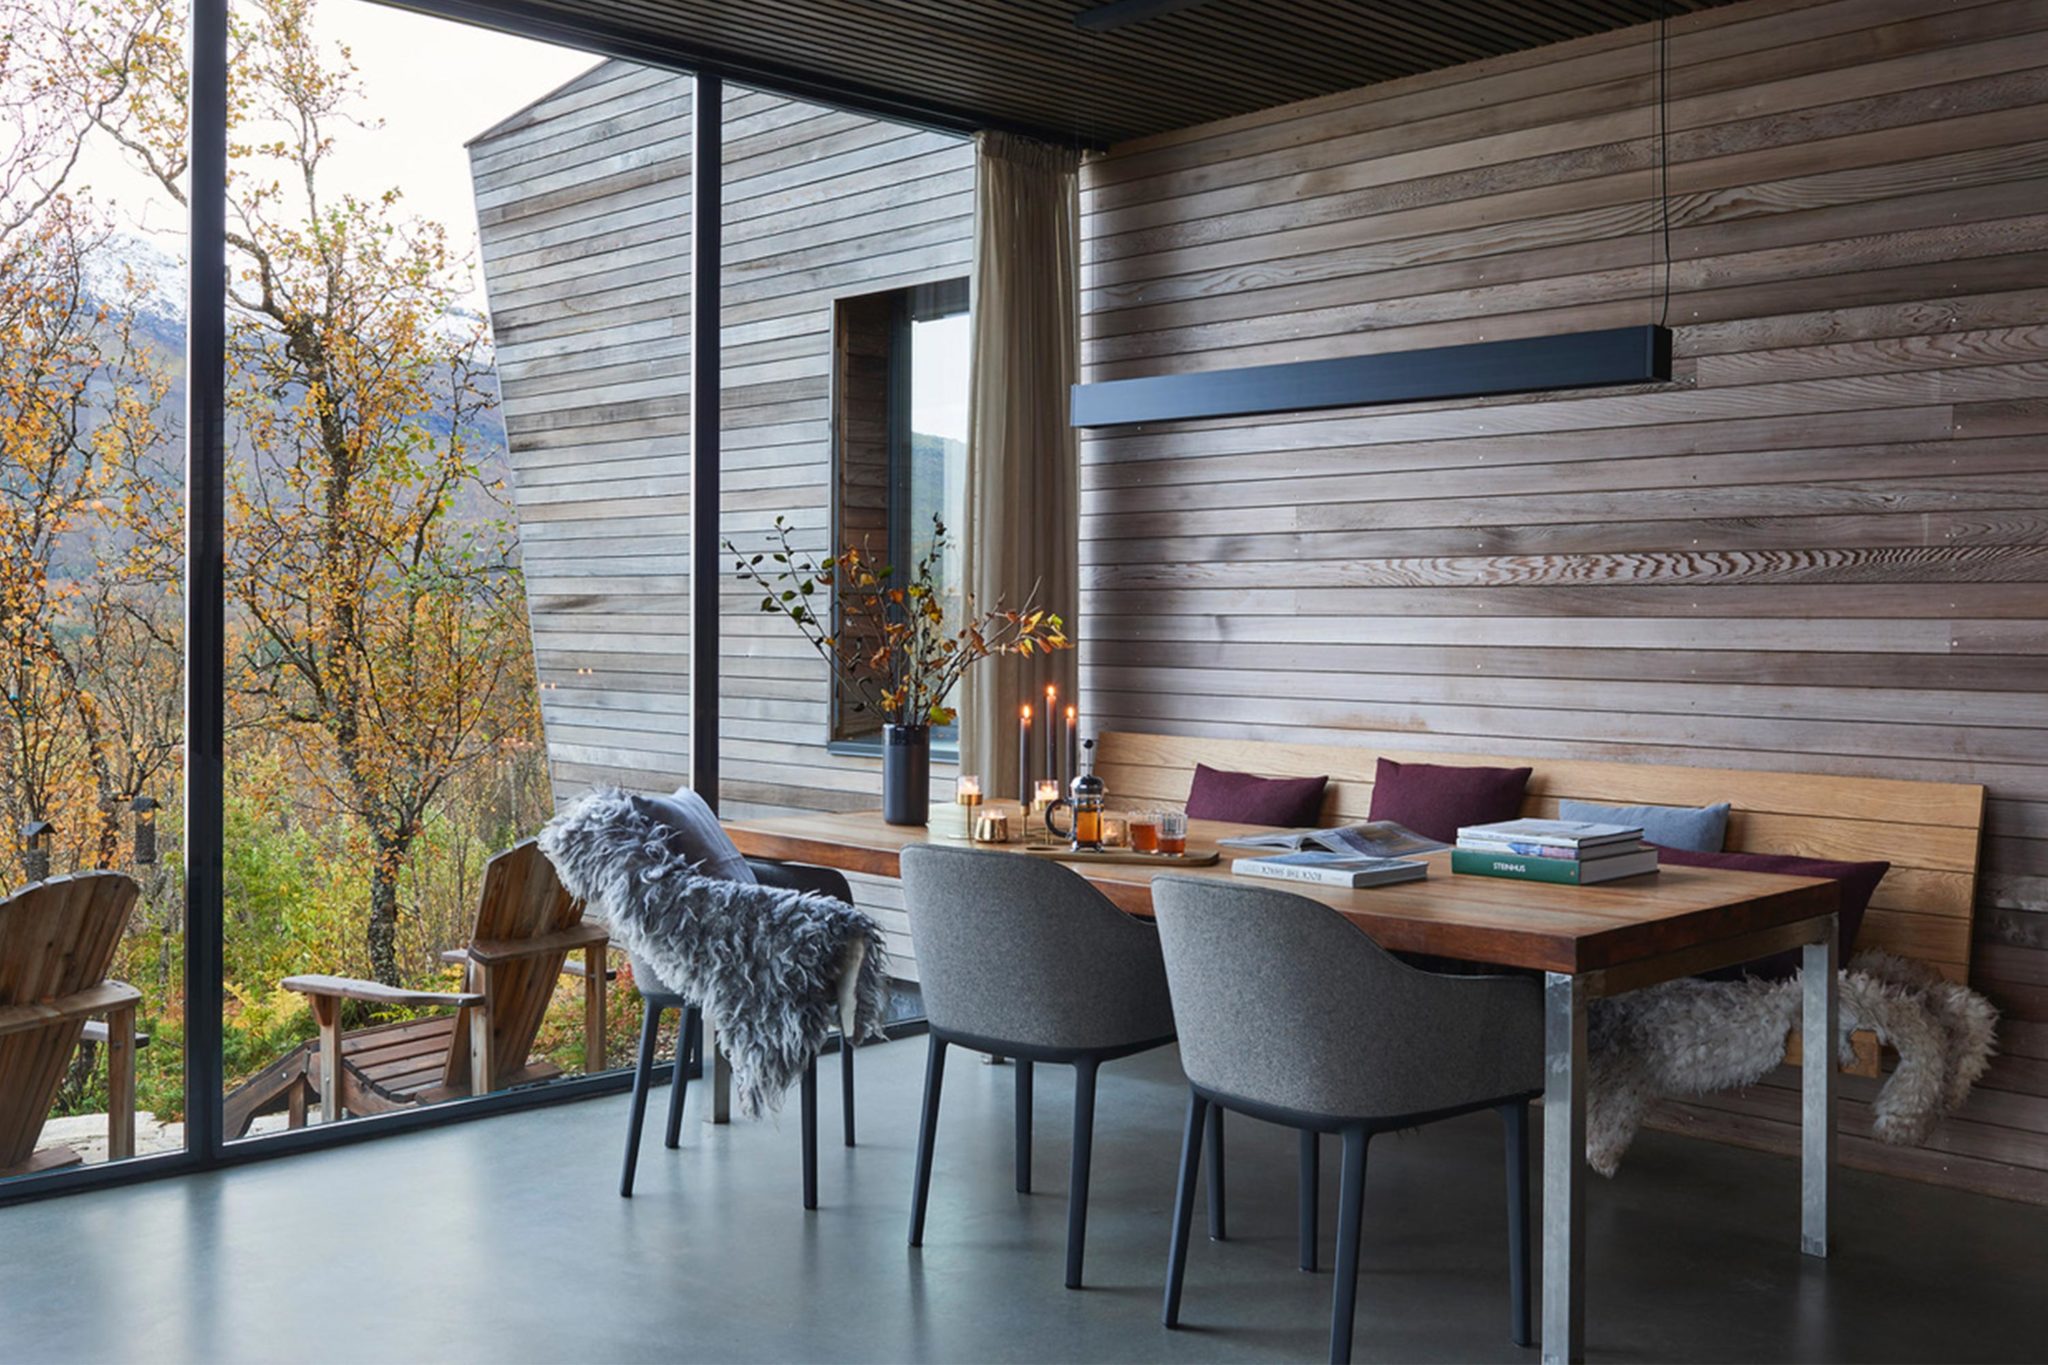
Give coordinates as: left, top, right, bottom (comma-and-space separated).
724, 810, 1839, 978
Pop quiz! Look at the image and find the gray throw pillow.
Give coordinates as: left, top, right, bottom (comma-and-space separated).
633, 787, 757, 885
1557, 798, 1730, 853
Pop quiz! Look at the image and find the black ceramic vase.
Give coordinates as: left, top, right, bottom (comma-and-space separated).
882, 723, 931, 826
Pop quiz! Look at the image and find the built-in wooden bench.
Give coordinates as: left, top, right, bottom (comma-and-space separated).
1096, 731, 1987, 1075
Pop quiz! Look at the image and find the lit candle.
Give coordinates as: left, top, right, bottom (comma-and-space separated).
1044, 683, 1058, 791
957, 775, 982, 806
1018, 704, 1032, 804
1065, 704, 1078, 792
1034, 779, 1061, 813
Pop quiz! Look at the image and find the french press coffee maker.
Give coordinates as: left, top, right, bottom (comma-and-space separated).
1045, 739, 1107, 850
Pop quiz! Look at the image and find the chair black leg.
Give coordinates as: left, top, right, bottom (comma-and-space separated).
801, 1054, 819, 1210
1015, 1058, 1034, 1193
1329, 1127, 1370, 1365
664, 1005, 699, 1149
1299, 1128, 1320, 1272
909, 1035, 947, 1246
840, 1033, 856, 1148
1065, 1055, 1101, 1290
1503, 1101, 1532, 1347
1162, 1089, 1208, 1329
1205, 1102, 1227, 1240
619, 999, 662, 1198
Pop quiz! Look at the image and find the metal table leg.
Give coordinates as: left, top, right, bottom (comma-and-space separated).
1542, 972, 1587, 1365
1802, 914, 1837, 1257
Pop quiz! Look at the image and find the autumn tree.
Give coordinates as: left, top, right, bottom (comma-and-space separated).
66, 0, 542, 984
0, 1, 178, 881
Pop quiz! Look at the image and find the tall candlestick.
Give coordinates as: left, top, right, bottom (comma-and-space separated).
1044, 683, 1058, 792
1017, 704, 1032, 804
1066, 704, 1078, 793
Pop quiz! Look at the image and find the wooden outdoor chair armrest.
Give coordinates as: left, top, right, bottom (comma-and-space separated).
0, 981, 144, 1037
81, 1019, 150, 1048
281, 974, 486, 1009
437, 943, 616, 980
459, 921, 609, 964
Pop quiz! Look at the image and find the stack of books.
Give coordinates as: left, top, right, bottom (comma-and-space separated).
1451, 818, 1660, 885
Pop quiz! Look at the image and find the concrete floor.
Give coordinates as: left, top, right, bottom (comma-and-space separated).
2, 1033, 2044, 1365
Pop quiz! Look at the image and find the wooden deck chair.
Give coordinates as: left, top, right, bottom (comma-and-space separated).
283, 839, 607, 1124
0, 873, 142, 1178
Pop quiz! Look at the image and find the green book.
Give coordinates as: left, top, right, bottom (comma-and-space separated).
1451, 846, 1659, 885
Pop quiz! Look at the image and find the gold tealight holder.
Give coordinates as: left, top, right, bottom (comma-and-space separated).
972, 810, 1013, 844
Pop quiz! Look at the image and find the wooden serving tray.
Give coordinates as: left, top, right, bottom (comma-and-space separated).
1016, 846, 1220, 867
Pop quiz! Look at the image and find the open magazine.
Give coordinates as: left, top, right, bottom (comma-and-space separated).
1218, 820, 1445, 859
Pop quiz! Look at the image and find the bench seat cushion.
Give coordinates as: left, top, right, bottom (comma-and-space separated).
1367, 758, 1531, 843
1658, 847, 1889, 980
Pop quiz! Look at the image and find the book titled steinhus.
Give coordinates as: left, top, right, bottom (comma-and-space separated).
1453, 818, 1658, 885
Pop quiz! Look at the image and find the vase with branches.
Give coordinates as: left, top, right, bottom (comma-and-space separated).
728, 514, 1070, 824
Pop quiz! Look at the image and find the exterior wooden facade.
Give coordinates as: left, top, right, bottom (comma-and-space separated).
1077, 0, 2048, 1202
468, 68, 976, 983
472, 0, 2047, 1200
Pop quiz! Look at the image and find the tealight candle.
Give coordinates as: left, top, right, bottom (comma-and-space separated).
1033, 779, 1061, 812
957, 775, 982, 806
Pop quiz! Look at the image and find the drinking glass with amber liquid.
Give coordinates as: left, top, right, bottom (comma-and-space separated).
1129, 813, 1161, 854
1156, 810, 1187, 857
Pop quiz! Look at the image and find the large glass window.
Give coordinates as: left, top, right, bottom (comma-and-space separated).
831, 277, 970, 748
1, 0, 186, 1179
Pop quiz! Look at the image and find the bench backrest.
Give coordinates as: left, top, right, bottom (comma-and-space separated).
1095, 732, 1985, 982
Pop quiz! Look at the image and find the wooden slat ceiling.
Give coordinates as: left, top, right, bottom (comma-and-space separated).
450, 0, 1743, 146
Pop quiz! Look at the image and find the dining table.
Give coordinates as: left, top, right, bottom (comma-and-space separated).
722, 810, 1842, 1365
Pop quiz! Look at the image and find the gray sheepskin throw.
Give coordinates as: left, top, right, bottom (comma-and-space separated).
538, 789, 889, 1118
1587, 951, 1997, 1175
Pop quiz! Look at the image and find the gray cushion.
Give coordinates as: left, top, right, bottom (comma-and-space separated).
636, 787, 757, 884
1557, 798, 1729, 852
627, 787, 754, 997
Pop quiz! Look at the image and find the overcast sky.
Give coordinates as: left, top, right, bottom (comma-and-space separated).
74, 0, 601, 300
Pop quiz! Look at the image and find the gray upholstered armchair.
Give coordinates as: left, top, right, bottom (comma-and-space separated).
1151, 874, 1543, 1365
900, 843, 1187, 1290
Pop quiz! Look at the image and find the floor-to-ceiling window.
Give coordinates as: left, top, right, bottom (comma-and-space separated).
1, 0, 189, 1180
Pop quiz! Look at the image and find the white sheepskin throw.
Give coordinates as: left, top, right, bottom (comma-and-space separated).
538, 789, 890, 1119
1587, 951, 1998, 1176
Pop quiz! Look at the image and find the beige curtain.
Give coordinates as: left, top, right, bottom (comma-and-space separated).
960, 131, 1082, 803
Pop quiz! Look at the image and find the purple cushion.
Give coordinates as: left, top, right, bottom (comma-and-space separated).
1366, 758, 1531, 843
1185, 763, 1328, 827
1658, 847, 1887, 980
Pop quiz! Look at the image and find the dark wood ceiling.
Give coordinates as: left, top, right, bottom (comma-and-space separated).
432, 0, 1741, 146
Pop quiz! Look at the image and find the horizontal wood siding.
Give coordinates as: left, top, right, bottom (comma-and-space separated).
470, 67, 976, 983
1077, 0, 2048, 1201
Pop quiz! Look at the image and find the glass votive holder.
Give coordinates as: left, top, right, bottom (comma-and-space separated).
957, 774, 982, 806
1156, 810, 1188, 857
1101, 815, 1128, 848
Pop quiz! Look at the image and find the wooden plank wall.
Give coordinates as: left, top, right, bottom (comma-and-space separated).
1077, 0, 2048, 1202
468, 66, 977, 981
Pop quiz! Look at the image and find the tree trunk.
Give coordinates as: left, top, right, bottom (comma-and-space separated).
367, 839, 404, 986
